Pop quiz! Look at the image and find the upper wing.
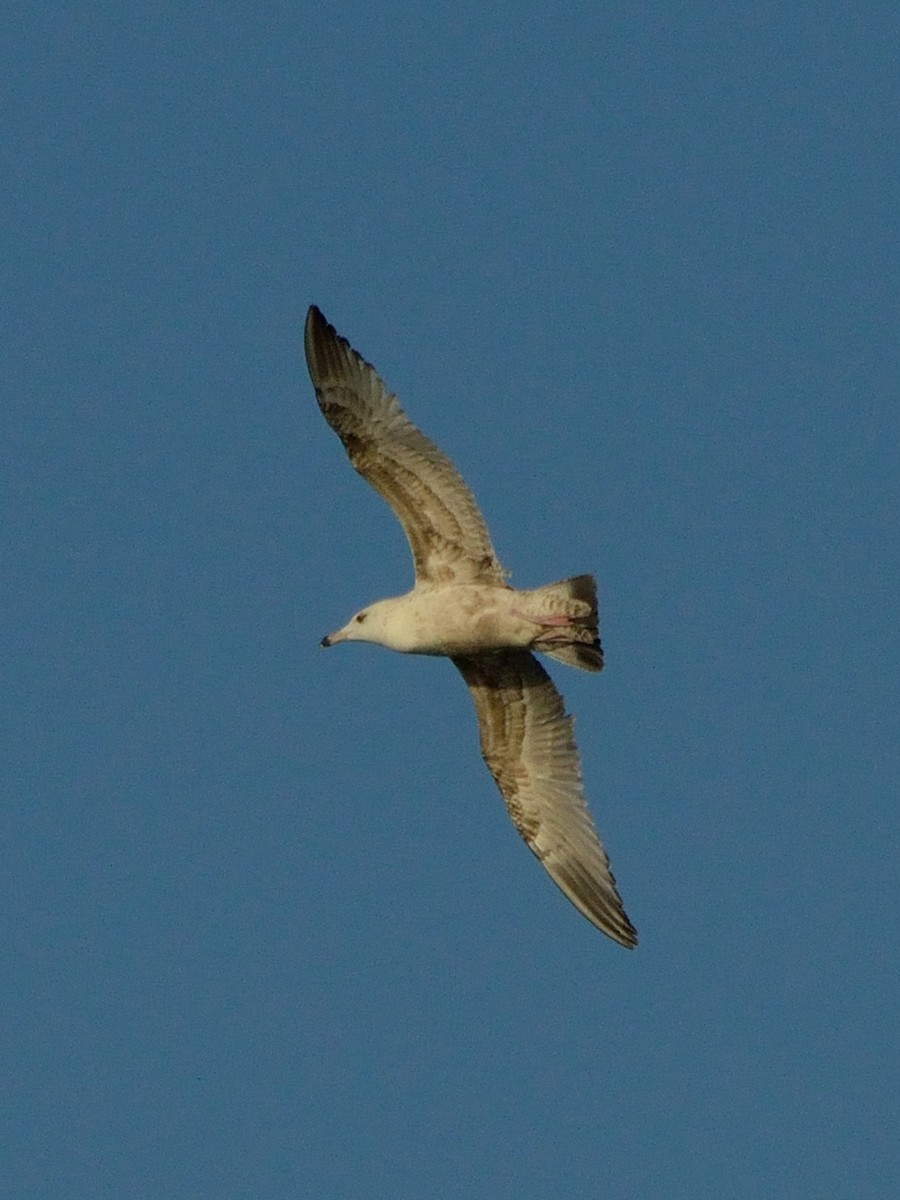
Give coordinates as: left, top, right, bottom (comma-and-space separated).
452, 650, 637, 947
305, 306, 506, 586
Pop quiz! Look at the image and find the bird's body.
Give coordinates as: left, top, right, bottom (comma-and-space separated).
305, 305, 637, 948
322, 576, 600, 662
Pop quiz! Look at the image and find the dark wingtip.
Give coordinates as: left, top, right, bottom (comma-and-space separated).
304, 304, 326, 360
305, 305, 351, 386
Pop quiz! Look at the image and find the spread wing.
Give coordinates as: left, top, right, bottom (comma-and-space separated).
452, 650, 637, 947
304, 306, 506, 586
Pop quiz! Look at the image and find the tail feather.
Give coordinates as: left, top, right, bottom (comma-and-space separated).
524, 574, 604, 673
542, 641, 604, 672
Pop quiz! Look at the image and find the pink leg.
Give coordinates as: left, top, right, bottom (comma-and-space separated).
510, 609, 572, 627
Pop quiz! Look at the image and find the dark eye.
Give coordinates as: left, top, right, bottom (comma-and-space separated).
355, 612, 367, 624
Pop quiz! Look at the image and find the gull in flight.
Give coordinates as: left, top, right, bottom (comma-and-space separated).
305, 306, 636, 947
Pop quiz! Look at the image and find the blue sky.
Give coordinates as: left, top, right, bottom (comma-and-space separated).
4, 3, 898, 1197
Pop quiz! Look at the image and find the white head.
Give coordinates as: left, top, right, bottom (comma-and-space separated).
320, 596, 414, 652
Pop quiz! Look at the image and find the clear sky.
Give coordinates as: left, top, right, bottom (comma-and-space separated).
4, 3, 898, 1198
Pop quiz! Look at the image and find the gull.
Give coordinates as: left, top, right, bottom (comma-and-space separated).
305, 305, 637, 947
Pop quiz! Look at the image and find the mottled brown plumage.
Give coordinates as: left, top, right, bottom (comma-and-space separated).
452, 652, 636, 947
306, 305, 636, 947
305, 306, 505, 587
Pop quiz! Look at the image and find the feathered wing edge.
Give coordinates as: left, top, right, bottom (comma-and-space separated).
304, 306, 506, 586
452, 650, 637, 947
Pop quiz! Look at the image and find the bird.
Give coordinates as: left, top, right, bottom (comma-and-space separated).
305, 305, 636, 947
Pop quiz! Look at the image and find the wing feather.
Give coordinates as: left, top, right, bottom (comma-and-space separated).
452, 651, 637, 947
305, 306, 505, 585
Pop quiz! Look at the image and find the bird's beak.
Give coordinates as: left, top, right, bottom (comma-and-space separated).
320, 627, 347, 647
319, 634, 332, 647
